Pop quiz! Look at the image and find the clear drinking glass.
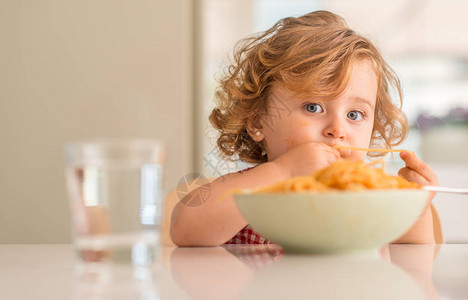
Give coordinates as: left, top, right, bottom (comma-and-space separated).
65, 138, 165, 266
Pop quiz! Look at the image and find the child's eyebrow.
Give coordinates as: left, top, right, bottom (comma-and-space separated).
352, 97, 375, 109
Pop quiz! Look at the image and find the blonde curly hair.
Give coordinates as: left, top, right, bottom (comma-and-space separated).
209, 10, 408, 164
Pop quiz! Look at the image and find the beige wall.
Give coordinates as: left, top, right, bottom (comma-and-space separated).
0, 0, 193, 243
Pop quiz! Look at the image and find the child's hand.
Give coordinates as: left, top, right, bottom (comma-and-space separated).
272, 142, 340, 178
399, 151, 438, 188
399, 150, 438, 213
392, 152, 438, 244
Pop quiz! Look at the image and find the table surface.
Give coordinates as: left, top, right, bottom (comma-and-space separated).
0, 244, 467, 299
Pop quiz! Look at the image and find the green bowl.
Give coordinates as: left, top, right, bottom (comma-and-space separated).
234, 190, 430, 253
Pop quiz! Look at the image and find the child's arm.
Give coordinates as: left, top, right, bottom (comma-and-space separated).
170, 162, 287, 246
392, 151, 438, 244
170, 143, 340, 246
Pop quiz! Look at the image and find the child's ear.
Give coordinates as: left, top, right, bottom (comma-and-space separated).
246, 115, 264, 142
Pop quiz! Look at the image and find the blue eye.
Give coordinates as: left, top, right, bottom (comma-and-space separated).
348, 111, 363, 121
305, 103, 323, 113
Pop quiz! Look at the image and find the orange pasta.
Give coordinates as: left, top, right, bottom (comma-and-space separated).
253, 159, 420, 193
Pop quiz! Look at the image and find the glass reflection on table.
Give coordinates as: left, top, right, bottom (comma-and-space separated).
72, 264, 159, 300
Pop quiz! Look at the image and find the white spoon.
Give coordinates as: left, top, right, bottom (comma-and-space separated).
423, 186, 468, 195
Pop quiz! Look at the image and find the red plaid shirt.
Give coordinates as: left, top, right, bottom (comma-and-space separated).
224, 167, 271, 245
224, 225, 271, 245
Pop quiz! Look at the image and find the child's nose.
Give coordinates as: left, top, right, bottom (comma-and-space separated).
323, 119, 346, 140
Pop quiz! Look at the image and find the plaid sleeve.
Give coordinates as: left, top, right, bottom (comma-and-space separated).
224, 225, 271, 245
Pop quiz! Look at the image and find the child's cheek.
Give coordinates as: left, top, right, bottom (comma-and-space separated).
284, 137, 296, 147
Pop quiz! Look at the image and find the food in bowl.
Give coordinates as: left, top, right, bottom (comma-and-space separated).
253, 159, 420, 193
234, 159, 429, 253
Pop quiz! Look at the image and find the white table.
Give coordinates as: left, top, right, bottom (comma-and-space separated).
0, 244, 467, 299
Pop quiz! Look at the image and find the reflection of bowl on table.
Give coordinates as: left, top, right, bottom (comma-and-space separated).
238, 252, 426, 299
234, 190, 430, 254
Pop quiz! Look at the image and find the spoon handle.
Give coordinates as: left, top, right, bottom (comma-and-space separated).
423, 186, 468, 195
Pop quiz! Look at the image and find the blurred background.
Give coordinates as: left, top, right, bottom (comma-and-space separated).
2, 0, 468, 243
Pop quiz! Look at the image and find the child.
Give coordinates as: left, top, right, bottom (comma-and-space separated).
171, 10, 438, 246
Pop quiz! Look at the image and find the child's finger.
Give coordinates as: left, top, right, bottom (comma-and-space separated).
320, 143, 341, 159
400, 151, 437, 185
324, 147, 341, 165
398, 167, 428, 185
335, 147, 350, 158
400, 151, 430, 176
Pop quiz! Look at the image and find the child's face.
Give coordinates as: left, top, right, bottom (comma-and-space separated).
259, 59, 377, 161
